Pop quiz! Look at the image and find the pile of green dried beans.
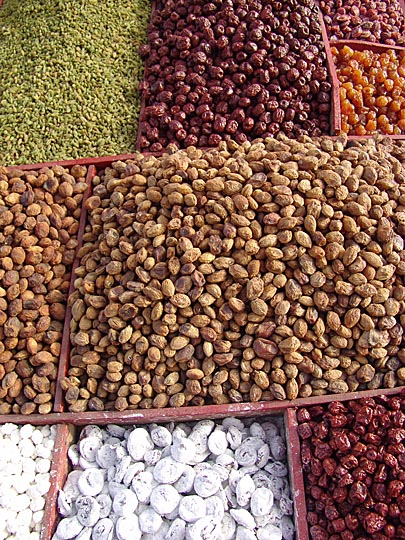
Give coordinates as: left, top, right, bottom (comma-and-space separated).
0, 0, 150, 165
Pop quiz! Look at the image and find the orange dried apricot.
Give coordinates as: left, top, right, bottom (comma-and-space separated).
363, 86, 374, 96
341, 100, 355, 115
382, 124, 394, 135
377, 114, 389, 127
334, 46, 405, 135
341, 45, 354, 61
389, 100, 402, 113
375, 70, 388, 83
355, 125, 367, 136
375, 96, 389, 107
365, 119, 377, 131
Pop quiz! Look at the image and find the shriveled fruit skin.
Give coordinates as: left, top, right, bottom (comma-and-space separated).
66, 136, 405, 412
138, 0, 331, 151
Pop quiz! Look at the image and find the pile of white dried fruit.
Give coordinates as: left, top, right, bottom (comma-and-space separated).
53, 418, 295, 540
0, 423, 56, 540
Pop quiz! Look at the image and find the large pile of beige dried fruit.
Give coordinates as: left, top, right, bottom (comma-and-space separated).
64, 135, 405, 412
0, 0, 150, 165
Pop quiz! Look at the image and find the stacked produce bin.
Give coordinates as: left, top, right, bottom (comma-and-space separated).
1, 1, 405, 539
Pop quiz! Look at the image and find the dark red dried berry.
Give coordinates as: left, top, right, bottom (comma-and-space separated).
324, 505, 339, 521
375, 464, 388, 483
322, 457, 337, 476
332, 486, 348, 503
314, 442, 333, 460
359, 457, 376, 474
311, 458, 323, 477
333, 432, 351, 452
345, 514, 359, 531
388, 480, 404, 499
388, 428, 405, 445
340, 455, 358, 470
375, 502, 389, 518
331, 518, 346, 533
384, 453, 398, 469
349, 481, 368, 504
329, 414, 348, 428
298, 422, 312, 439
362, 512, 386, 534
352, 442, 367, 456
372, 483, 387, 502
309, 525, 328, 540
328, 402, 347, 416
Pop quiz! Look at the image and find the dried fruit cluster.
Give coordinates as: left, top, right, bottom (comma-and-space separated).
334, 46, 405, 136
54, 418, 294, 540
298, 394, 405, 540
64, 136, 405, 412
0, 0, 150, 165
138, 0, 331, 151
320, 0, 405, 44
0, 164, 88, 414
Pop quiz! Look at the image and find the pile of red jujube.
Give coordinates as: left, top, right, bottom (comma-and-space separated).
319, 0, 405, 44
138, 0, 331, 152
297, 395, 405, 540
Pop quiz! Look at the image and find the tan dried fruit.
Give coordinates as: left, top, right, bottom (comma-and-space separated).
253, 338, 278, 360
278, 336, 301, 353
63, 141, 405, 412
249, 384, 262, 402
187, 368, 205, 380
164, 372, 180, 386
253, 370, 270, 390
32, 351, 54, 365
271, 383, 287, 400
169, 393, 186, 407
356, 364, 376, 383
286, 379, 299, 400
316, 356, 341, 370
153, 393, 170, 408
246, 277, 265, 300
327, 380, 349, 394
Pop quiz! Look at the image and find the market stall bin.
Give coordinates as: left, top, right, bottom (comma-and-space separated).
136, 0, 340, 153
37, 401, 307, 540
7, 385, 405, 540
0, 421, 61, 540
0, 161, 96, 415
330, 40, 405, 137
318, 0, 405, 45
1, 155, 138, 416
292, 385, 405, 540
60, 136, 405, 417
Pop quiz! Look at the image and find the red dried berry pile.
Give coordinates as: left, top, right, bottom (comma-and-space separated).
298, 395, 405, 540
319, 0, 405, 45
138, 0, 331, 152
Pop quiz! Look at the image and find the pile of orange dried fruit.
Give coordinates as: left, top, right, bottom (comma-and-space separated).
333, 45, 405, 135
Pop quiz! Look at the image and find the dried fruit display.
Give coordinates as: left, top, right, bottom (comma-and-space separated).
0, 0, 150, 165
53, 418, 294, 540
138, 0, 332, 152
64, 136, 405, 413
298, 395, 405, 540
0, 164, 88, 414
320, 0, 405, 44
333, 45, 405, 135
0, 423, 56, 539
